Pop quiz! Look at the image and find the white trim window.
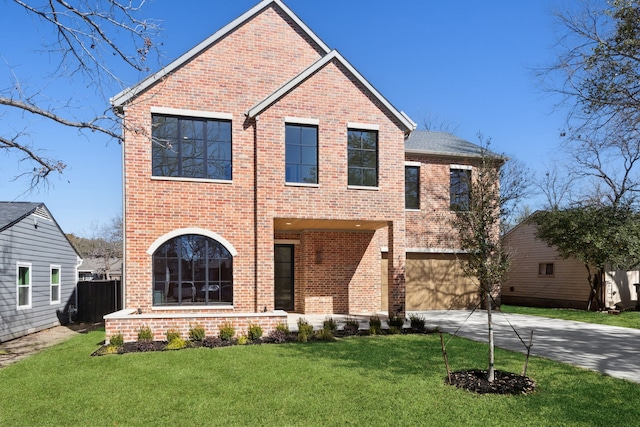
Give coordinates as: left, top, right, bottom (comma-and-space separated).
17, 262, 32, 309
50, 265, 61, 304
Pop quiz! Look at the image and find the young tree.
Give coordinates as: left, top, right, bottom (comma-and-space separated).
450, 136, 530, 382
1, 0, 160, 187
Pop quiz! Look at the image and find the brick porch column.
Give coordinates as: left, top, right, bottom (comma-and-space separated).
387, 220, 406, 318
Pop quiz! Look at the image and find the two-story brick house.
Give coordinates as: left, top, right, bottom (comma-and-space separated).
107, 0, 483, 341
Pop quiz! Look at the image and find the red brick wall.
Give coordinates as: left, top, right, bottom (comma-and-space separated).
405, 154, 476, 250
120, 4, 406, 316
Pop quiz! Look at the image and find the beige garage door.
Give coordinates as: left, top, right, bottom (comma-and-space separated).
382, 253, 480, 311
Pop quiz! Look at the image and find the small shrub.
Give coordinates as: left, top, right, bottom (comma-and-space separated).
189, 324, 206, 342
343, 317, 360, 336
275, 322, 290, 334
369, 315, 382, 335
166, 329, 181, 342
166, 337, 187, 350
315, 327, 336, 342
388, 326, 402, 335
388, 315, 405, 329
247, 322, 263, 341
109, 333, 124, 347
219, 322, 235, 341
203, 336, 222, 348
266, 329, 288, 344
135, 339, 155, 352
297, 318, 314, 343
237, 334, 248, 345
409, 314, 426, 332
323, 317, 337, 332
137, 326, 153, 341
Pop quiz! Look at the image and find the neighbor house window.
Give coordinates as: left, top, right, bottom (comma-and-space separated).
285, 124, 318, 184
539, 263, 554, 276
50, 265, 61, 304
450, 167, 471, 211
152, 234, 233, 306
152, 115, 232, 180
17, 263, 31, 309
405, 165, 420, 209
348, 129, 378, 187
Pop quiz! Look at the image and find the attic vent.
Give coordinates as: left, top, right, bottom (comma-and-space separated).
33, 206, 52, 221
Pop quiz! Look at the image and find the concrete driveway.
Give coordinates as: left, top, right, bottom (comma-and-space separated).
418, 310, 640, 384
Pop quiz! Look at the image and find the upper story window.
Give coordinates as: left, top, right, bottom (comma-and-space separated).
348, 129, 378, 187
450, 166, 471, 211
152, 115, 232, 180
17, 263, 31, 309
285, 124, 318, 184
405, 165, 420, 210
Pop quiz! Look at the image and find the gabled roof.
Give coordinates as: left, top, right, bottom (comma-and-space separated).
405, 131, 486, 158
0, 202, 44, 232
110, 0, 417, 132
111, 0, 330, 108
246, 50, 417, 131
0, 201, 81, 257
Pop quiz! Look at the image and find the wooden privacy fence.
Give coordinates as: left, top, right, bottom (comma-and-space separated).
74, 280, 122, 323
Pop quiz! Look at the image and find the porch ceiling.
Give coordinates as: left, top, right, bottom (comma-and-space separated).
274, 218, 388, 232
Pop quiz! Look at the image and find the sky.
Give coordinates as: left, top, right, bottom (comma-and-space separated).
1, 0, 568, 236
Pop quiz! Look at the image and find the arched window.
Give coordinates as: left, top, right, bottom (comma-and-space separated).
152, 234, 233, 306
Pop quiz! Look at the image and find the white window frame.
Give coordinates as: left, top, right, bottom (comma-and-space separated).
17, 262, 32, 309
50, 264, 61, 305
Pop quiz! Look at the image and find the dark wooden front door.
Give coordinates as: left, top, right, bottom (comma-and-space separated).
274, 244, 294, 311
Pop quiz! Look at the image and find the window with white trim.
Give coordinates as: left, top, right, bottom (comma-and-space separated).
285, 124, 318, 184
348, 129, 378, 187
17, 263, 32, 309
405, 165, 420, 209
152, 115, 232, 180
50, 265, 61, 304
450, 166, 471, 211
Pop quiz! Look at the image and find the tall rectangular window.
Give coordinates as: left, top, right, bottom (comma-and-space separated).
348, 129, 378, 187
405, 165, 420, 209
17, 263, 31, 309
285, 124, 318, 184
450, 167, 471, 211
152, 115, 232, 180
50, 265, 61, 304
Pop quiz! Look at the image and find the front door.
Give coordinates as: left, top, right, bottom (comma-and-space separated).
274, 244, 294, 311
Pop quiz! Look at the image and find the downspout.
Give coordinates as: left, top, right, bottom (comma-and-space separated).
251, 114, 259, 313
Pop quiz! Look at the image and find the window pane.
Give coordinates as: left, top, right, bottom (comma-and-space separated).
51, 268, 60, 285
450, 169, 471, 211
19, 287, 29, 306
152, 115, 232, 179
286, 124, 317, 184
405, 166, 420, 209
18, 266, 29, 285
51, 285, 60, 302
347, 130, 377, 187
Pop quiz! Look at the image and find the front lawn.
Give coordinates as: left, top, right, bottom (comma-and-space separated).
0, 330, 639, 426
501, 304, 640, 329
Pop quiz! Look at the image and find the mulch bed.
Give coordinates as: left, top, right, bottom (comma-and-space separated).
446, 369, 536, 395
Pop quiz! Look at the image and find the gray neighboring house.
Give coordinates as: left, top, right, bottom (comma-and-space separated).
0, 202, 81, 342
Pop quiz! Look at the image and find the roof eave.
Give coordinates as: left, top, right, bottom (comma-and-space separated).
247, 50, 416, 132
110, 0, 331, 108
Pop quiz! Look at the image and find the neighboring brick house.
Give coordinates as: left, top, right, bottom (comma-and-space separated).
107, 0, 484, 342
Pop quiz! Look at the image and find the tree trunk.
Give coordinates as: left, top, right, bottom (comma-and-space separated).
486, 285, 495, 382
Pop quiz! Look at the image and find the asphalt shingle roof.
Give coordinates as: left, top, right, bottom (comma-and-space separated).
0, 202, 42, 232
405, 130, 484, 158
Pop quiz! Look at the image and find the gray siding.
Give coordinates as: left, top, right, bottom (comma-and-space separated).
0, 213, 78, 342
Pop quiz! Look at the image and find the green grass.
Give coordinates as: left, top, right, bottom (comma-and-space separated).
501, 304, 640, 329
0, 330, 639, 426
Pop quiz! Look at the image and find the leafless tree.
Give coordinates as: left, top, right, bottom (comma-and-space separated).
1, 0, 160, 188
